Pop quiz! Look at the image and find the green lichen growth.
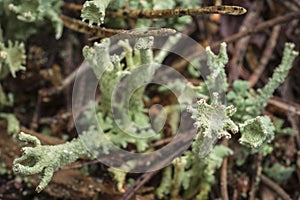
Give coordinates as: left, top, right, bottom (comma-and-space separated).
108, 167, 127, 193
0, 113, 20, 136
81, 0, 112, 26
82, 37, 161, 152
155, 43, 235, 200
170, 157, 187, 199
0, 1, 37, 41
188, 93, 238, 139
13, 132, 90, 192
239, 116, 275, 148
156, 144, 233, 200
155, 42, 298, 199
12, 37, 298, 197
227, 43, 298, 149
187, 92, 238, 158
256, 43, 299, 109
228, 43, 298, 121
8, 0, 63, 39
156, 166, 172, 198
0, 84, 13, 108
195, 145, 233, 200
264, 163, 295, 183
13, 37, 167, 192
0, 40, 26, 78
205, 43, 229, 93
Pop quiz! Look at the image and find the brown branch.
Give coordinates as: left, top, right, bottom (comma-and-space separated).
62, 3, 247, 18
120, 171, 158, 200
267, 97, 300, 116
248, 25, 281, 88
60, 14, 176, 40
249, 154, 263, 200
228, 1, 264, 83
150, 136, 173, 147
220, 140, 229, 200
260, 174, 292, 200
232, 189, 238, 200
276, 0, 300, 11
30, 95, 42, 130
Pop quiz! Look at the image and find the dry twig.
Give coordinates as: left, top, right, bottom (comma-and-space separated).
220, 140, 229, 200
249, 154, 263, 200
248, 25, 281, 88
228, 1, 264, 83
260, 174, 291, 200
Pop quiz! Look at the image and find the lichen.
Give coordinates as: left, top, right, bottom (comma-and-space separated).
11, 36, 298, 196
8, 0, 63, 39
0, 40, 26, 78
81, 0, 112, 26
13, 132, 90, 192
239, 116, 275, 148
0, 113, 20, 136
228, 43, 298, 121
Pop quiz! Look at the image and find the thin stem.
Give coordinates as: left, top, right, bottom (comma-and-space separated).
248, 25, 281, 88
228, 1, 264, 83
62, 3, 247, 18
60, 14, 176, 39
220, 140, 229, 200
260, 174, 291, 200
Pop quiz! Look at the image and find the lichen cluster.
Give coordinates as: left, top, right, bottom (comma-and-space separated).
1, 0, 298, 199
155, 42, 298, 199
11, 39, 298, 197
13, 132, 89, 192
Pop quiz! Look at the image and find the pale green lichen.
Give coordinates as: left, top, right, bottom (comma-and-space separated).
0, 40, 26, 78
8, 0, 63, 39
256, 43, 299, 109
228, 43, 298, 121
0, 84, 13, 108
195, 145, 233, 200
108, 168, 127, 193
239, 116, 275, 148
82, 37, 161, 152
0, 113, 20, 136
12, 37, 298, 197
1, 1, 37, 41
154, 41, 298, 199
189, 42, 229, 97
156, 145, 233, 200
13, 37, 166, 192
205, 43, 229, 93
154, 33, 182, 63
170, 157, 187, 199
155, 43, 235, 199
81, 0, 112, 26
187, 92, 238, 141
227, 43, 298, 149
13, 132, 89, 192
264, 163, 294, 183
156, 166, 172, 198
